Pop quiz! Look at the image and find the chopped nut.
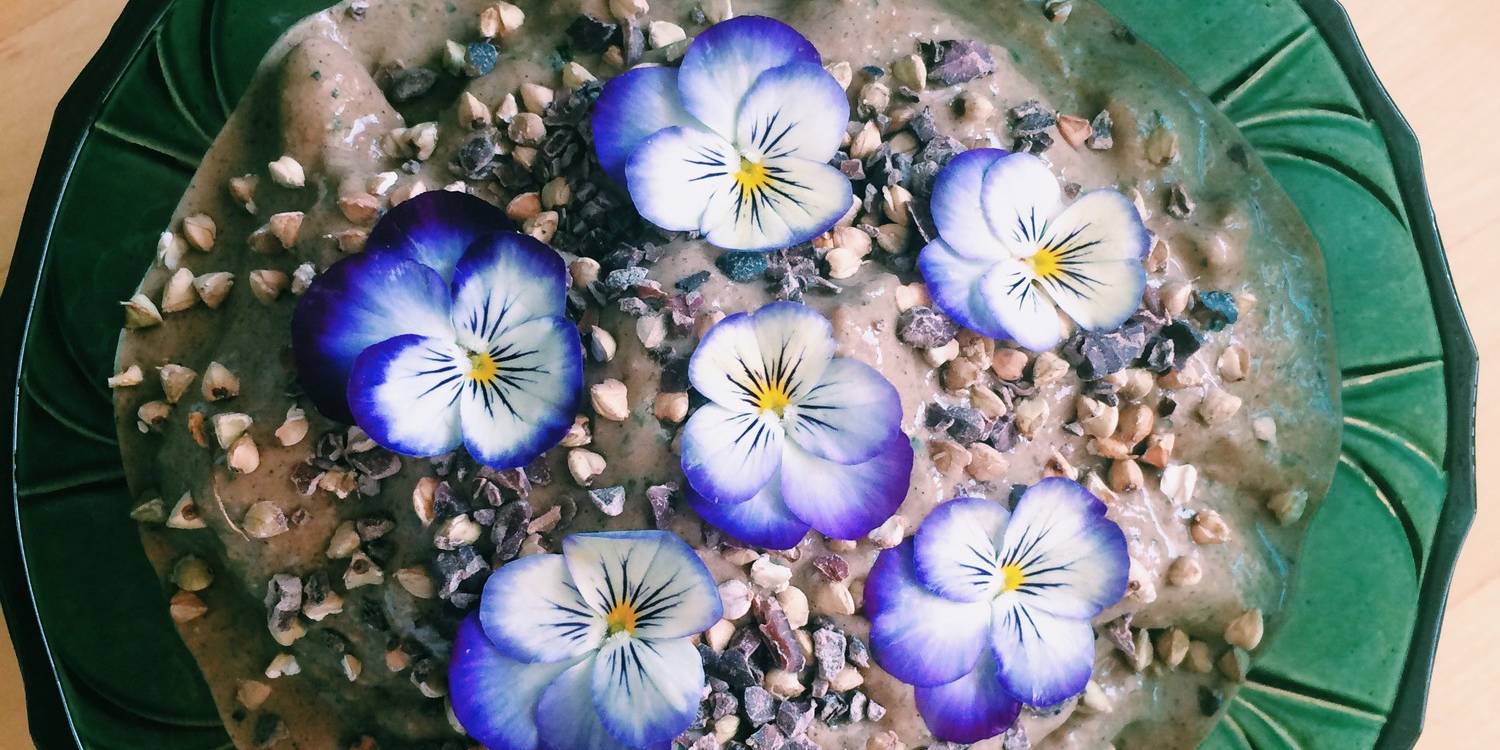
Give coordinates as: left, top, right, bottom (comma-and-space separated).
410, 477, 438, 527
523, 210, 559, 242
1109, 459, 1144, 493
971, 385, 1008, 420
161, 268, 198, 313
1218, 344, 1250, 382
396, 567, 436, 599
193, 272, 234, 309
131, 498, 168, 525
1218, 647, 1250, 682
291, 263, 317, 295
813, 580, 856, 616
326, 520, 361, 559
849, 120, 882, 161
509, 112, 547, 146
1077, 396, 1118, 439
588, 325, 617, 362
172, 555, 214, 591
1081, 680, 1112, 713
1120, 368, 1155, 400
137, 400, 172, 430
169, 590, 208, 622
893, 54, 927, 90
1129, 627, 1154, 671
1125, 555, 1156, 604
1186, 640, 1214, 673
236, 680, 272, 710
647, 20, 686, 48
590, 379, 630, 421
182, 213, 217, 252
776, 586, 810, 628
1145, 124, 1179, 165
1115, 403, 1154, 446
1142, 433, 1175, 468
929, 439, 972, 476
719, 579, 752, 620
264, 653, 300, 679
341, 654, 363, 682
654, 392, 689, 423
243, 501, 289, 539
122, 294, 163, 329
942, 357, 982, 391
343, 551, 384, 589
1267, 488, 1308, 525
636, 314, 667, 349
867, 515, 907, 549
228, 175, 258, 214
268, 155, 306, 188
560, 416, 592, 448
966, 442, 1009, 482
1057, 114, 1093, 147
200, 361, 239, 401
1160, 281, 1193, 318
922, 339, 960, 368
506, 191, 542, 222
826, 246, 864, 280
825, 61, 854, 91
541, 176, 572, 209
860, 81, 891, 115
1159, 463, 1197, 505
992, 348, 1028, 381
275, 406, 309, 446
1157, 628, 1191, 668
249, 269, 288, 303
764, 668, 804, 699
1253, 416, 1278, 443
1225, 608, 1265, 651
167, 492, 205, 529
876, 223, 910, 254
562, 61, 597, 90
567, 448, 607, 486
1013, 397, 1050, 438
228, 434, 261, 474
1191, 509, 1231, 545
109, 364, 145, 389
569, 257, 600, 288
158, 364, 197, 404
882, 185, 913, 226
1198, 389, 1243, 425
750, 556, 792, 593
434, 514, 483, 550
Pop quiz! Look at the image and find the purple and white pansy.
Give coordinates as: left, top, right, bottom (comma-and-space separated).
291, 191, 583, 469
681, 301, 913, 548
592, 16, 854, 252
865, 479, 1129, 744
449, 531, 722, 750
918, 149, 1152, 351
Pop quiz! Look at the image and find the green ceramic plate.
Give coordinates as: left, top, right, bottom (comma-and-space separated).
0, 0, 1476, 748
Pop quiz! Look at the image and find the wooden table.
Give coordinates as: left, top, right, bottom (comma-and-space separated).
0, 0, 1495, 747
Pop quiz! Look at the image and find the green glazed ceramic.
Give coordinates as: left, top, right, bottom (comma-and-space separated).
0, 1, 1476, 748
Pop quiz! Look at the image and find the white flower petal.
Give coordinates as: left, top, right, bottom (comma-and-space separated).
562, 531, 724, 640
699, 155, 853, 252
458, 316, 584, 469
1030, 191, 1151, 332
680, 403, 786, 504
593, 66, 697, 183
866, 541, 995, 687
677, 15, 821, 137
687, 302, 834, 416
783, 358, 902, 465
479, 553, 605, 663
980, 152, 1064, 255
449, 614, 577, 750
450, 232, 569, 351
734, 61, 848, 163
626, 126, 739, 233
977, 256, 1069, 351
929, 149, 1008, 260
345, 334, 465, 458
535, 655, 635, 750
918, 238, 1012, 340
592, 635, 704, 747
912, 497, 1011, 602
998, 478, 1129, 619
989, 596, 1097, 707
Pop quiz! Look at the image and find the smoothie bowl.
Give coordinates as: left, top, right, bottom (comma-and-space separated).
0, 0, 1475, 749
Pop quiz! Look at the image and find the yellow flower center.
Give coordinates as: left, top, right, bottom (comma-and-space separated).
605, 601, 638, 635
755, 382, 793, 417
734, 156, 771, 193
1023, 247, 1063, 280
467, 350, 499, 384
999, 564, 1026, 594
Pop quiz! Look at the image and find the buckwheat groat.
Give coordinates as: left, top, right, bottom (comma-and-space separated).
113, 1, 1338, 748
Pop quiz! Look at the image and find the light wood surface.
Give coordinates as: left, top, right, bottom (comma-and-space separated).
0, 0, 1495, 747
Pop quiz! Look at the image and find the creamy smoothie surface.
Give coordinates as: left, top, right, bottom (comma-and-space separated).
111, 0, 1340, 748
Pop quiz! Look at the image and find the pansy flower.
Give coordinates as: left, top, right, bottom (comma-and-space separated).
918, 149, 1151, 351
592, 16, 854, 252
865, 479, 1128, 743
291, 191, 582, 469
681, 302, 913, 548
449, 531, 722, 750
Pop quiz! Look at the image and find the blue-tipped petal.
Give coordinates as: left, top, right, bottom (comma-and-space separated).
680, 403, 786, 504
734, 61, 849, 163
561, 531, 724, 640
914, 652, 1022, 744
479, 553, 604, 663
625, 125, 738, 233
592, 66, 698, 183
687, 478, 811, 550
1030, 191, 1150, 333
364, 190, 514, 281
989, 597, 1097, 707
450, 232, 569, 351
978, 151, 1064, 257
592, 635, 704, 747
291, 253, 455, 422
929, 148, 1007, 260
449, 614, 576, 750
783, 358, 902, 465
918, 238, 1011, 342
999, 477, 1129, 619
778, 432, 913, 541
536, 656, 639, 750
865, 541, 993, 687
345, 334, 465, 458
677, 16, 820, 137
457, 315, 583, 469
687, 301, 836, 411
912, 497, 1010, 602
698, 154, 853, 252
